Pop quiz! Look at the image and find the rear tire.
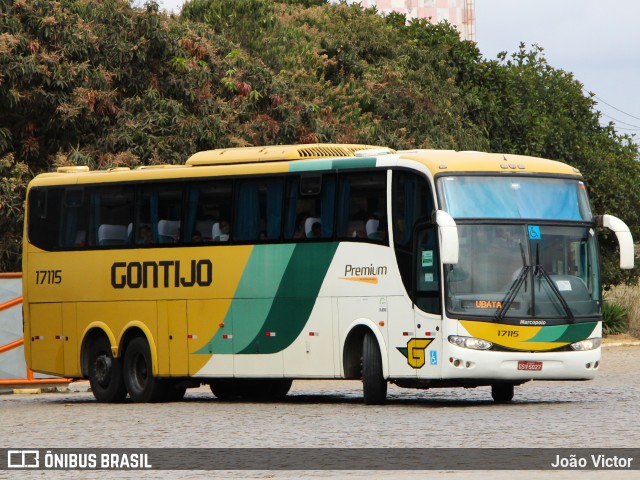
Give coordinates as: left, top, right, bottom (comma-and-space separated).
123, 337, 165, 403
268, 379, 293, 399
210, 379, 240, 400
491, 383, 514, 403
163, 382, 187, 402
242, 379, 293, 401
88, 336, 127, 403
362, 331, 387, 405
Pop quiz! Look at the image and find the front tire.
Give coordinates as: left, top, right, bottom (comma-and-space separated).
88, 336, 127, 403
362, 331, 387, 405
123, 337, 165, 403
491, 383, 514, 403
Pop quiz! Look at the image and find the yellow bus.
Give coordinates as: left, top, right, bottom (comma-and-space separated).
22, 144, 634, 404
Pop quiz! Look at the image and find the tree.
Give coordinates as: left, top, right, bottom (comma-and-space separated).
0, 0, 637, 286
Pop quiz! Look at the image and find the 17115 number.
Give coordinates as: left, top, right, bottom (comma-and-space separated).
35, 270, 62, 284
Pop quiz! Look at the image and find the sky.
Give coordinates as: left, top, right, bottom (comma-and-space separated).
152, 0, 640, 142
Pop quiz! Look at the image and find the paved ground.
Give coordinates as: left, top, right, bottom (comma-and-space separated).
1, 343, 639, 479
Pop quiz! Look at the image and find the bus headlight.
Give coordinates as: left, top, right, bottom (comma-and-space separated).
448, 335, 493, 350
570, 337, 602, 351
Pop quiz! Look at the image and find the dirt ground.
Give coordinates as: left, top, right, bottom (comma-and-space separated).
603, 333, 640, 345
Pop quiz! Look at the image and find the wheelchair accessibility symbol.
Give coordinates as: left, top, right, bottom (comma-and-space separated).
528, 226, 541, 240
429, 350, 438, 365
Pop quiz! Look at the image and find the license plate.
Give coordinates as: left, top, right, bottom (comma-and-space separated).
518, 361, 543, 371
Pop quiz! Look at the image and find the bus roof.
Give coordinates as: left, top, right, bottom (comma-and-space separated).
186, 144, 393, 166
28, 145, 582, 187
398, 150, 581, 177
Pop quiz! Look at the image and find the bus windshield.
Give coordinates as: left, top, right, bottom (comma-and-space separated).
437, 175, 600, 322
445, 224, 601, 320
438, 176, 593, 221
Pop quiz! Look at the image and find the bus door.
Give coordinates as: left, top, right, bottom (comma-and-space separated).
411, 224, 443, 379
390, 171, 443, 379
388, 224, 443, 379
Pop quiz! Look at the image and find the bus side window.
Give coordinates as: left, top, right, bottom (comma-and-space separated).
136, 184, 183, 244
28, 187, 64, 250
285, 174, 334, 241
186, 181, 232, 244
234, 179, 284, 242
337, 171, 387, 242
264, 180, 284, 241
235, 182, 261, 242
88, 186, 134, 247
285, 178, 304, 239
63, 188, 88, 248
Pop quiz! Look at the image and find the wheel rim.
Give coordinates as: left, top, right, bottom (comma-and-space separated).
131, 351, 149, 390
93, 354, 112, 388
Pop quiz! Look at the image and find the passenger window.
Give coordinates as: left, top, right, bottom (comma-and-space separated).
235, 179, 284, 242
88, 186, 134, 247
28, 187, 64, 250
135, 184, 183, 244
337, 171, 387, 243
285, 174, 335, 240
185, 181, 232, 243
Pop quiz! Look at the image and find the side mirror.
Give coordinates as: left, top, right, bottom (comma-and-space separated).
597, 214, 635, 269
436, 210, 458, 265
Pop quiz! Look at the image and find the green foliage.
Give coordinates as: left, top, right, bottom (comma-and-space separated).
275, 0, 329, 6
602, 299, 629, 335
182, 0, 277, 53
0, 0, 638, 282
0, 154, 31, 271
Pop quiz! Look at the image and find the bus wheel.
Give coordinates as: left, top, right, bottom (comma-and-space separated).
123, 337, 165, 403
241, 379, 293, 401
362, 331, 387, 405
163, 382, 187, 402
267, 379, 293, 399
491, 383, 514, 403
88, 336, 127, 403
210, 379, 240, 400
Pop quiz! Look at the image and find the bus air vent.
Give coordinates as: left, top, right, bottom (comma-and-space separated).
185, 144, 394, 166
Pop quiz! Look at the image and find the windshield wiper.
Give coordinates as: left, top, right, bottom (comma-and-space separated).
534, 264, 575, 323
494, 266, 530, 322
494, 241, 529, 322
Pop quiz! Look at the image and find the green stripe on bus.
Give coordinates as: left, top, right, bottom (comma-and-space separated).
238, 242, 339, 354
289, 157, 377, 172
289, 159, 333, 172
331, 157, 376, 169
195, 244, 295, 355
230, 244, 297, 352
196, 243, 338, 355
554, 322, 597, 343
526, 322, 596, 343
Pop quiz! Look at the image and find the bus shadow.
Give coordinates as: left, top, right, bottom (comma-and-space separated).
179, 392, 579, 407
42, 388, 582, 407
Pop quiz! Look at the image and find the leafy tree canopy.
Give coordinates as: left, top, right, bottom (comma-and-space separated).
0, 0, 638, 287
